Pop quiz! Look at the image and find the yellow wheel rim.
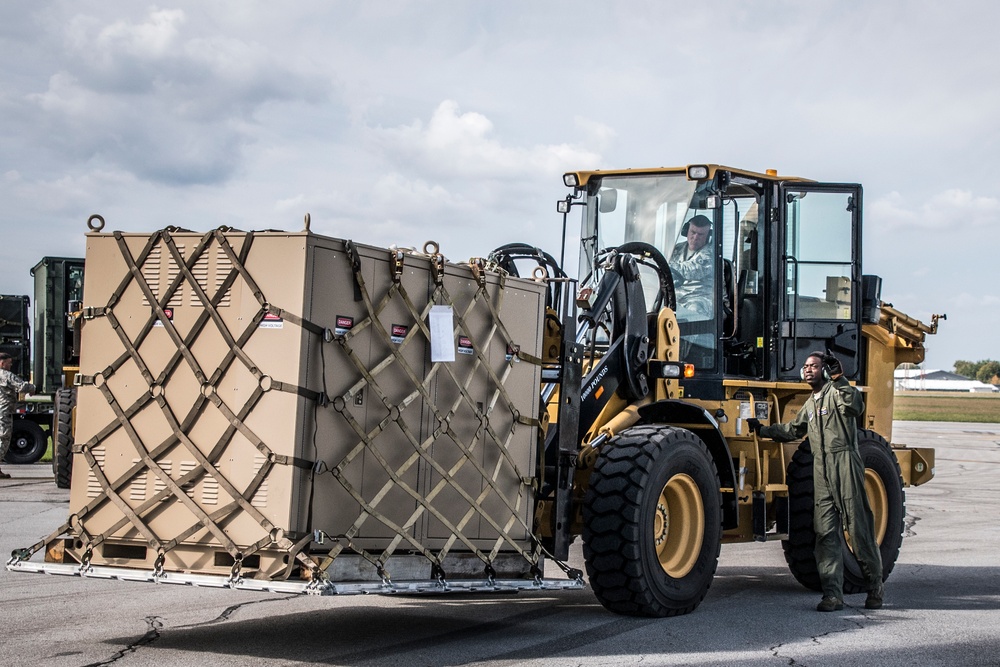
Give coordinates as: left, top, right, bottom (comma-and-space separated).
864, 468, 889, 544
845, 468, 889, 551
653, 473, 704, 578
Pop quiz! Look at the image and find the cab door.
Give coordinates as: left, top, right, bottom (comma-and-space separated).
777, 183, 863, 381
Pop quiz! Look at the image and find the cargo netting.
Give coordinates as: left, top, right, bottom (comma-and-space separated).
9, 226, 580, 593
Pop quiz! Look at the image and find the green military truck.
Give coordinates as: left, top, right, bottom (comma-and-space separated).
0, 258, 83, 482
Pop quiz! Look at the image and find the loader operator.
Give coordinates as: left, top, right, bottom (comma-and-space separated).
747, 352, 885, 613
669, 214, 714, 317
0, 352, 36, 479
669, 214, 715, 363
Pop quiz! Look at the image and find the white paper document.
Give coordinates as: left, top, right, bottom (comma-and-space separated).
428, 305, 455, 363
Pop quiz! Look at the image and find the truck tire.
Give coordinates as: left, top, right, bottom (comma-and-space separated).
782, 430, 905, 593
583, 425, 723, 617
4, 418, 48, 465
52, 387, 76, 489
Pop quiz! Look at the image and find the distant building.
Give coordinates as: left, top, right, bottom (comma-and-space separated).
894, 368, 999, 393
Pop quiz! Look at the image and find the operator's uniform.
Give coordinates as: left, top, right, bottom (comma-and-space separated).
0, 368, 33, 462
668, 241, 714, 319
759, 376, 883, 601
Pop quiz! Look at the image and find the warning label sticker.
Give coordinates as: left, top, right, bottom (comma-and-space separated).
458, 336, 474, 355
391, 324, 408, 344
335, 315, 354, 336
153, 307, 174, 328
259, 312, 284, 329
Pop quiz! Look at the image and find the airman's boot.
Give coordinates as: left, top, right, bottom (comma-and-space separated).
865, 582, 884, 610
817, 596, 843, 612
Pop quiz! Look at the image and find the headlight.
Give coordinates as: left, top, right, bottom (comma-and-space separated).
563, 173, 580, 187
687, 165, 709, 180
556, 200, 570, 213
649, 361, 686, 378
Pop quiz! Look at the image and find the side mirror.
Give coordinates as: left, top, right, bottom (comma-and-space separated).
598, 188, 618, 213
861, 275, 882, 324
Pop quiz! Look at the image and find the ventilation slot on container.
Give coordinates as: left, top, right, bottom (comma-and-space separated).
251, 456, 268, 508
86, 446, 106, 499
214, 552, 261, 569
140, 243, 186, 309
202, 466, 220, 506
179, 461, 197, 498
191, 246, 232, 307
102, 543, 148, 560
154, 461, 172, 500
129, 459, 147, 502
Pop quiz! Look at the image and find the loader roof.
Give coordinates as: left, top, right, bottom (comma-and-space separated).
563, 164, 817, 188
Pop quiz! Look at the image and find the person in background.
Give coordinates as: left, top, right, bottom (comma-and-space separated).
0, 352, 36, 480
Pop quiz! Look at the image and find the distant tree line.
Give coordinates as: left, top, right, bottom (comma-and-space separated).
954, 360, 1000, 385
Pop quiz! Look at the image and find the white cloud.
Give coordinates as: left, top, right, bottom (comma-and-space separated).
17, 6, 333, 185
28, 72, 93, 115
97, 8, 185, 57
869, 189, 1000, 230
952, 293, 1000, 309
371, 100, 601, 181
574, 117, 616, 153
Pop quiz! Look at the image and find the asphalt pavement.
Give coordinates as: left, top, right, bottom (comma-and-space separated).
1, 421, 998, 666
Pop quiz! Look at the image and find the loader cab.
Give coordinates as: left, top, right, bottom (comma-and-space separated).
567, 166, 864, 395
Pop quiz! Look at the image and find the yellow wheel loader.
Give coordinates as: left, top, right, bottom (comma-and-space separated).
7, 166, 941, 618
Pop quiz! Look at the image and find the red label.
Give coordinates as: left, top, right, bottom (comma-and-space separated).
392, 324, 408, 337
162, 308, 174, 320
335, 315, 354, 336
264, 312, 282, 321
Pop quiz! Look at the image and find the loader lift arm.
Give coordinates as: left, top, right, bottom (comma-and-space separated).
539, 242, 675, 558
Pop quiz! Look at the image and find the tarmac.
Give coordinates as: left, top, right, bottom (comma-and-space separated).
1, 420, 998, 666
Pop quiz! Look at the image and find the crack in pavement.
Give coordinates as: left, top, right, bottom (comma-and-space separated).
82, 615, 163, 667
770, 610, 866, 666
178, 594, 297, 627
73, 595, 293, 666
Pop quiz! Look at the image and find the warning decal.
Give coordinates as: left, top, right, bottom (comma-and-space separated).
153, 307, 174, 328
457, 336, 474, 355
335, 315, 354, 336
391, 324, 408, 344
259, 312, 284, 329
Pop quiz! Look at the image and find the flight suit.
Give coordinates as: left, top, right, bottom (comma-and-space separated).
760, 376, 883, 601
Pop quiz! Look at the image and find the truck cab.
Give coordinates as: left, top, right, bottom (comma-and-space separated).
566, 165, 866, 394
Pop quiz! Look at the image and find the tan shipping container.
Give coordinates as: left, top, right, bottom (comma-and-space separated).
64, 228, 546, 583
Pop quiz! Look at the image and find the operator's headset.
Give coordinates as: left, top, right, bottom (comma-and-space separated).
800, 355, 834, 381
679, 215, 714, 242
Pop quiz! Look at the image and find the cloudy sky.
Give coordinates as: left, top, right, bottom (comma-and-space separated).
1, 1, 996, 371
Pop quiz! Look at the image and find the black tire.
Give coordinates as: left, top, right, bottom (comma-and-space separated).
4, 418, 48, 465
52, 387, 76, 489
583, 425, 723, 617
782, 430, 905, 593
